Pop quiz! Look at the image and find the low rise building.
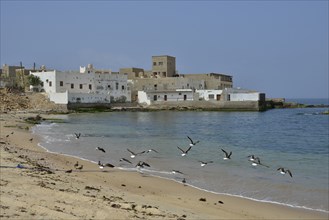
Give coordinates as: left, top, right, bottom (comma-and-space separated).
138, 89, 194, 105
30, 64, 131, 105
221, 88, 265, 102
196, 89, 223, 101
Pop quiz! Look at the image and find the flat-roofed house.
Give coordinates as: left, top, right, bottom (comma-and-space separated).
30, 64, 131, 105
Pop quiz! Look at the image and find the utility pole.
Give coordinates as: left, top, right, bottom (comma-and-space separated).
20, 61, 25, 90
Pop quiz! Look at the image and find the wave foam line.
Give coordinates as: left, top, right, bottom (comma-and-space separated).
143, 171, 329, 214
36, 143, 328, 214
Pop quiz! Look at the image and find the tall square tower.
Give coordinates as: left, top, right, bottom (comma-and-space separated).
152, 55, 176, 77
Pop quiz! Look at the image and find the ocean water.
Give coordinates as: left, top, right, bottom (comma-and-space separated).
32, 107, 329, 212
285, 98, 329, 106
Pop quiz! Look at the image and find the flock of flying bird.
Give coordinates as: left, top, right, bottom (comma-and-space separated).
72, 133, 293, 179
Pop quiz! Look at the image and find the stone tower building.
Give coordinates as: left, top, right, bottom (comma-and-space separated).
151, 55, 176, 78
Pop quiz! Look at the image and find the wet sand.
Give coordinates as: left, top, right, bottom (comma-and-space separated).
0, 112, 327, 219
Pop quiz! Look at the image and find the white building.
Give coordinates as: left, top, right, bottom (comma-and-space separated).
222, 88, 265, 102
196, 89, 223, 101
30, 64, 131, 104
138, 89, 194, 105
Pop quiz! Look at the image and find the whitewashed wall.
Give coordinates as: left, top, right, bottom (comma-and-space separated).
196, 89, 223, 101
138, 90, 193, 105
68, 93, 109, 103
31, 71, 57, 93
138, 91, 151, 105
229, 93, 260, 101
95, 73, 131, 102
31, 67, 131, 104
49, 91, 69, 104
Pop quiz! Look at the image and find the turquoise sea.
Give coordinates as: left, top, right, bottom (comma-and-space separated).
32, 105, 329, 213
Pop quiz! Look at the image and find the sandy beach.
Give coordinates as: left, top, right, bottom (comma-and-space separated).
0, 112, 328, 220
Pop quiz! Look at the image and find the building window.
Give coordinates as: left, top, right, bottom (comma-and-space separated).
227, 94, 231, 101
153, 62, 156, 66
164, 95, 167, 101
71, 83, 74, 89
80, 84, 83, 89
116, 83, 119, 90
89, 84, 92, 90
49, 81, 52, 87
209, 94, 214, 99
108, 85, 111, 89
60, 81, 63, 86
159, 62, 163, 65
154, 84, 157, 90
122, 85, 125, 90
153, 95, 157, 101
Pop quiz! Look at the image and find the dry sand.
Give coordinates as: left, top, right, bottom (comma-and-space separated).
0, 112, 328, 219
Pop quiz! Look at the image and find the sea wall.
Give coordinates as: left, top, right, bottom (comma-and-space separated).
146, 100, 264, 111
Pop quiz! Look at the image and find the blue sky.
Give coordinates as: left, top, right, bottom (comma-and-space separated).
1, 1, 328, 99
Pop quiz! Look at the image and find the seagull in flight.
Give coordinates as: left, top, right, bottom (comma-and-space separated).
135, 161, 150, 169
221, 149, 232, 160
247, 155, 257, 161
177, 146, 192, 157
127, 149, 145, 158
187, 136, 200, 147
74, 133, 81, 139
96, 147, 106, 153
249, 157, 269, 168
120, 158, 132, 164
277, 167, 293, 177
98, 161, 115, 169
171, 170, 185, 175
146, 148, 159, 153
199, 161, 213, 167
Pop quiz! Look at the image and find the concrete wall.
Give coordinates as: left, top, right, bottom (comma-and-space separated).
147, 100, 262, 111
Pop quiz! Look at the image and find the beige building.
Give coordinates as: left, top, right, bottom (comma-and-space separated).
117, 55, 234, 102
182, 73, 233, 90
2, 64, 23, 78
151, 55, 176, 78
129, 77, 204, 102
119, 68, 145, 79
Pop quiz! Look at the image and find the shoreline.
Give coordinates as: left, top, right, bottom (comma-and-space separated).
34, 141, 329, 214
1, 112, 328, 219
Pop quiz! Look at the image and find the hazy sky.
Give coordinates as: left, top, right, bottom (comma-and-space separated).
1, 1, 328, 99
